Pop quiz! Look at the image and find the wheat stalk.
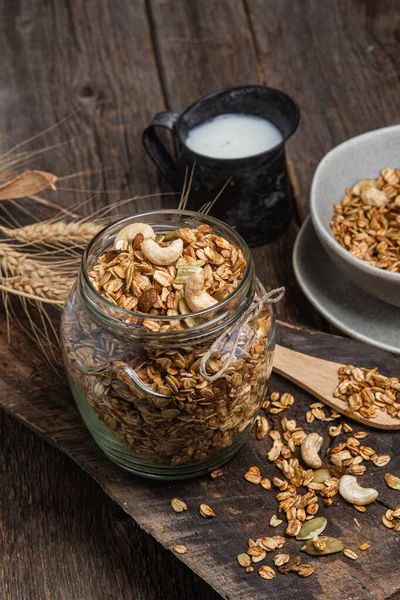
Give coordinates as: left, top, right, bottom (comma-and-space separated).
0, 243, 76, 304
0, 277, 71, 304
0, 242, 76, 366
0, 220, 103, 246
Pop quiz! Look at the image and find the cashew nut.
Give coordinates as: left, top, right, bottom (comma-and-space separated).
352, 179, 377, 195
141, 238, 183, 266
339, 475, 378, 505
184, 272, 218, 313
114, 223, 155, 249
301, 432, 323, 469
360, 187, 388, 208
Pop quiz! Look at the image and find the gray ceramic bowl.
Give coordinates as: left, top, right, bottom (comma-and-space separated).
310, 125, 400, 308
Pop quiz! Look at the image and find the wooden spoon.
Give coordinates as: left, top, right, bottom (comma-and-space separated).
273, 345, 400, 430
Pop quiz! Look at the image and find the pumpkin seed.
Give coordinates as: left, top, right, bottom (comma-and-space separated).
301, 536, 344, 556
163, 230, 177, 241
296, 516, 327, 540
312, 468, 332, 483
178, 297, 192, 315
174, 265, 203, 284
178, 297, 200, 328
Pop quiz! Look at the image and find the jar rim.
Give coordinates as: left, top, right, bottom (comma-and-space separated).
80, 209, 256, 337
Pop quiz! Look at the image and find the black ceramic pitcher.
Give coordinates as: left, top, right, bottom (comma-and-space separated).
142, 86, 299, 246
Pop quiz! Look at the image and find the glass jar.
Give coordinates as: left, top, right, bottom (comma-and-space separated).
61, 210, 275, 480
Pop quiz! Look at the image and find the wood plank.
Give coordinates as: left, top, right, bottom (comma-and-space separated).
1, 315, 399, 600
147, 0, 323, 328
0, 0, 168, 216
147, 0, 258, 108
0, 411, 219, 600
245, 0, 400, 219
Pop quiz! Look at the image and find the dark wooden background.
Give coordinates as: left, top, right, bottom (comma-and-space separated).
0, 1, 400, 598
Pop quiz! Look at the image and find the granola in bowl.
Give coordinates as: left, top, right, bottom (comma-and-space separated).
331, 167, 400, 273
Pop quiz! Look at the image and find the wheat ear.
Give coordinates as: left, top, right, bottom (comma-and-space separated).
0, 220, 103, 246
0, 244, 75, 304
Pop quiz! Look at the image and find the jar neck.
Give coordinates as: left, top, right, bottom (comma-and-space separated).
78, 210, 257, 345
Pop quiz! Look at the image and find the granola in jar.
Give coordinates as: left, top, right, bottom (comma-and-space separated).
61, 210, 276, 479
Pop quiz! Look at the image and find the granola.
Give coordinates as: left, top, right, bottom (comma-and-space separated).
331, 168, 400, 272
334, 365, 400, 420
88, 223, 247, 327
382, 507, 400, 530
63, 220, 273, 468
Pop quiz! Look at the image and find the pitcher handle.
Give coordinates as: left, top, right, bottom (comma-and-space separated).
73, 360, 173, 399
142, 111, 180, 189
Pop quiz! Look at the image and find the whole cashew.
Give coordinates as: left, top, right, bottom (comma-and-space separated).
184, 272, 218, 313
141, 238, 183, 266
301, 432, 323, 469
339, 475, 378, 505
114, 223, 155, 249
360, 187, 388, 208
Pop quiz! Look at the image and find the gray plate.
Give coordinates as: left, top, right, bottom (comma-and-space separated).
293, 217, 400, 355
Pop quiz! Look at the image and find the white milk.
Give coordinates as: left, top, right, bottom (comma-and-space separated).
185, 113, 283, 159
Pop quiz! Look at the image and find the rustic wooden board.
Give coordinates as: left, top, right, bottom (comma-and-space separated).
1, 314, 399, 600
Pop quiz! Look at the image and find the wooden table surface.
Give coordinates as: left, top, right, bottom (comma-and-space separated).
0, 1, 399, 599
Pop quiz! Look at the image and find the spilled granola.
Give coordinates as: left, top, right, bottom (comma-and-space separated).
334, 364, 400, 420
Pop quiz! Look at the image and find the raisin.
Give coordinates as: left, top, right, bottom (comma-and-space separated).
132, 232, 144, 251
137, 287, 157, 313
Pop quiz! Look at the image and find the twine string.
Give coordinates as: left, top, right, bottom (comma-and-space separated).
199, 287, 285, 383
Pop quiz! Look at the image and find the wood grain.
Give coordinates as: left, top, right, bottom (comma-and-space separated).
0, 412, 219, 600
0, 0, 169, 215
245, 0, 400, 219
0, 315, 399, 600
